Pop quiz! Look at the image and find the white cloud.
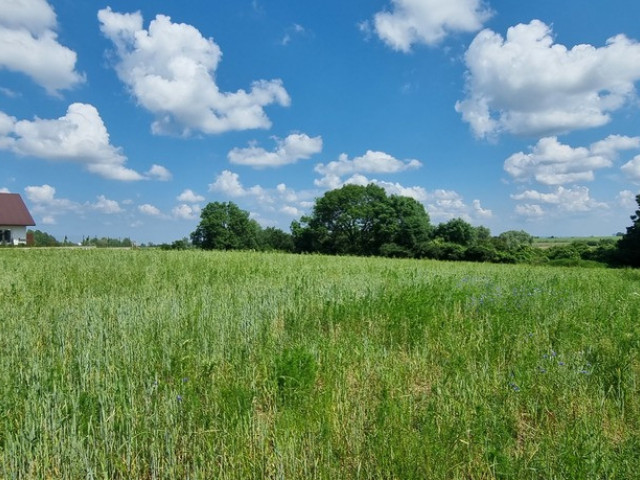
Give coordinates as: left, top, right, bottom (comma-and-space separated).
0, 0, 84, 94
280, 205, 300, 217
209, 170, 273, 205
622, 155, 640, 181
138, 204, 163, 217
456, 20, 640, 138
24, 185, 128, 222
24, 184, 81, 223
591, 135, 640, 157
172, 204, 200, 220
98, 7, 290, 136
0, 87, 20, 98
207, 170, 318, 225
315, 150, 422, 187
365, 178, 429, 202
146, 164, 172, 181
515, 204, 545, 218
229, 133, 322, 168
424, 189, 470, 220
472, 199, 492, 218
92, 195, 122, 214
370, 0, 492, 52
209, 170, 247, 197
511, 186, 607, 212
25, 184, 56, 203
177, 189, 205, 203
0, 103, 144, 181
505, 136, 639, 185
281, 23, 306, 46
617, 190, 638, 209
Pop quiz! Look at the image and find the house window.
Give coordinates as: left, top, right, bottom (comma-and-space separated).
1, 230, 11, 244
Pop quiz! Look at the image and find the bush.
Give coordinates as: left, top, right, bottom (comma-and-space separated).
379, 242, 412, 258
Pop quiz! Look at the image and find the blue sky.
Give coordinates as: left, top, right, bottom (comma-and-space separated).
1, 0, 640, 244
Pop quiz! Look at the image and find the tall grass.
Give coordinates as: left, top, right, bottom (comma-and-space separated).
1, 249, 639, 478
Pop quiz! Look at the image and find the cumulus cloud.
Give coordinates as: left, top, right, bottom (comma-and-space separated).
24, 184, 81, 223
511, 186, 607, 213
146, 164, 172, 181
368, 0, 492, 52
228, 133, 322, 168
622, 155, 640, 182
315, 150, 422, 188
172, 204, 200, 220
617, 190, 638, 209
138, 204, 163, 217
515, 203, 545, 218
24, 185, 128, 223
177, 189, 205, 203
208, 170, 317, 224
472, 199, 493, 218
456, 20, 640, 138
25, 184, 58, 204
504, 135, 640, 185
92, 195, 122, 214
0, 103, 144, 180
98, 7, 290, 136
0, 0, 84, 94
280, 205, 300, 216
209, 170, 250, 197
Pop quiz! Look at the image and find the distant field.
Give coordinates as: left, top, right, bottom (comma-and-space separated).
1, 249, 639, 478
533, 236, 620, 248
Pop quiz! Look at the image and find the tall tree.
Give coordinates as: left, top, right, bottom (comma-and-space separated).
434, 218, 476, 246
617, 194, 640, 267
191, 202, 261, 250
292, 184, 432, 257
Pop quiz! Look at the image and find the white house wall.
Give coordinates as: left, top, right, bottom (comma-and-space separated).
0, 226, 28, 245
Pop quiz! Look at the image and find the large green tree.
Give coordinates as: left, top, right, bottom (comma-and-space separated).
28, 229, 60, 247
617, 194, 640, 267
434, 218, 476, 246
291, 184, 432, 257
191, 202, 261, 250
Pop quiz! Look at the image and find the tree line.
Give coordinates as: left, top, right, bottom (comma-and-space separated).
189, 184, 640, 267
25, 185, 640, 267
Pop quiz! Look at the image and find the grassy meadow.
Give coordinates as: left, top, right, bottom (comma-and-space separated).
1, 249, 640, 479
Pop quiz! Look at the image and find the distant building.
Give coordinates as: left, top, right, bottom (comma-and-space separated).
0, 193, 36, 245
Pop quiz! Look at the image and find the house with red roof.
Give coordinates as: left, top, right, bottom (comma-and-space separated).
0, 193, 36, 246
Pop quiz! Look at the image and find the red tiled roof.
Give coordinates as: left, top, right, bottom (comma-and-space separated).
0, 193, 36, 226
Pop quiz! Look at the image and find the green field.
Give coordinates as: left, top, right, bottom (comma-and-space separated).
532, 236, 620, 249
1, 249, 639, 478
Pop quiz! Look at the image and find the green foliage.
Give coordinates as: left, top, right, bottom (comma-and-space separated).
191, 201, 261, 250
418, 239, 467, 260
258, 226, 294, 252
28, 229, 60, 247
434, 218, 476, 246
81, 236, 133, 247
496, 230, 534, 250
617, 194, 640, 267
292, 183, 432, 257
159, 238, 191, 250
